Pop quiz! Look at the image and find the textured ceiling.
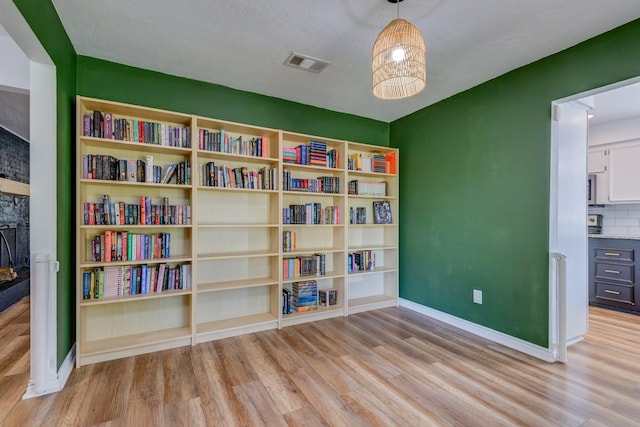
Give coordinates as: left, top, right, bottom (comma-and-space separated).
51, 0, 640, 122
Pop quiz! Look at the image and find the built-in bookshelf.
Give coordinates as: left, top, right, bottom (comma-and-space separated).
280, 132, 347, 326
346, 142, 399, 313
76, 97, 398, 366
193, 116, 281, 342
76, 97, 195, 366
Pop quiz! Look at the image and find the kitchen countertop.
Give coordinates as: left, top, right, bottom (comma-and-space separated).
588, 234, 640, 240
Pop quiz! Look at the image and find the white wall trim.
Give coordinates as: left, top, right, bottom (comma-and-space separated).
399, 298, 556, 363
1, 0, 60, 398
23, 343, 75, 399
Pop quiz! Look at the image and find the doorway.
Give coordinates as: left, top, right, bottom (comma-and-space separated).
0, 2, 60, 397
550, 76, 640, 361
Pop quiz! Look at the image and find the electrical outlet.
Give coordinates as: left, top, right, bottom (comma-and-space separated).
473, 289, 483, 304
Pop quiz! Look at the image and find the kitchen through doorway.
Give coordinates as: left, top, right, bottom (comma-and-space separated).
550, 76, 640, 361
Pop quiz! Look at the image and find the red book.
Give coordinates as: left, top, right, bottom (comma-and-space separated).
104, 231, 112, 262
121, 231, 127, 261
262, 136, 269, 157
140, 196, 146, 225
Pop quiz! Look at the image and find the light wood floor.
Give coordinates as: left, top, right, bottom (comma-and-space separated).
2, 298, 640, 426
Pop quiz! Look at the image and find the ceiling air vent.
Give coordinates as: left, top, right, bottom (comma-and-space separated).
284, 52, 330, 73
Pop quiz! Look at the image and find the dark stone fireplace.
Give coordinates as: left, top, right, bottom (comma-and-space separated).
0, 125, 30, 312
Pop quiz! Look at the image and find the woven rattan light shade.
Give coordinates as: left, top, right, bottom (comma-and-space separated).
372, 18, 426, 100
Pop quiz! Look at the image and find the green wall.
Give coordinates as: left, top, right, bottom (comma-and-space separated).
13, 0, 77, 367
17, 0, 640, 361
391, 18, 640, 346
76, 56, 389, 147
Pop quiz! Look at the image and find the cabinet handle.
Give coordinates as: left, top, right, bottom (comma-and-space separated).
604, 252, 620, 256
604, 289, 621, 295
604, 269, 621, 274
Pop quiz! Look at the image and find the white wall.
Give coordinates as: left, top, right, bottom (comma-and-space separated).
0, 23, 29, 92
589, 116, 640, 146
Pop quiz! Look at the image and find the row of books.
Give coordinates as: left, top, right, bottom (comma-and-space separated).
282, 143, 339, 169
282, 171, 341, 194
282, 254, 326, 279
82, 263, 191, 300
348, 250, 376, 272
350, 207, 367, 224
83, 110, 191, 148
319, 289, 338, 306
89, 231, 171, 263
282, 204, 340, 225
198, 129, 270, 157
348, 151, 397, 174
282, 284, 337, 314
84, 195, 191, 226
282, 231, 296, 253
348, 180, 386, 196
82, 154, 190, 185
200, 162, 277, 190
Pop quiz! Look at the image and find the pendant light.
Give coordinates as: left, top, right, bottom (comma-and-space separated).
372, 0, 426, 100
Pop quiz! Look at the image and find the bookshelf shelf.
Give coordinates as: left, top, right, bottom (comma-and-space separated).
348, 194, 397, 200
283, 248, 345, 256
197, 250, 278, 261
282, 271, 344, 283
80, 179, 192, 190
198, 277, 280, 293
76, 96, 398, 366
197, 223, 279, 229
197, 149, 279, 164
197, 186, 278, 194
348, 294, 397, 312
78, 256, 192, 268
80, 224, 192, 230
348, 266, 397, 276
347, 170, 397, 178
78, 288, 192, 306
347, 245, 397, 251
281, 306, 345, 327
283, 190, 345, 197
80, 326, 192, 362
80, 136, 193, 155
196, 312, 279, 340
282, 163, 344, 173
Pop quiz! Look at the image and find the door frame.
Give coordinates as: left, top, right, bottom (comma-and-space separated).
0, 0, 62, 397
549, 76, 640, 361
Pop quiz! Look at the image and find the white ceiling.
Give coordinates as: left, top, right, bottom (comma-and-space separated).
49, 0, 640, 122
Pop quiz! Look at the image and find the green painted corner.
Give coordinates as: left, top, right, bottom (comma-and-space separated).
14, 0, 640, 361
392, 17, 640, 347
13, 0, 77, 369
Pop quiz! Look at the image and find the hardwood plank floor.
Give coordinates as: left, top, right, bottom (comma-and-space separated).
2, 299, 640, 426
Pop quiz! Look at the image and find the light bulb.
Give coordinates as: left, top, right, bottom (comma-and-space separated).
391, 47, 406, 62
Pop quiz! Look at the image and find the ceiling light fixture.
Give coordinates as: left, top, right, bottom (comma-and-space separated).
372, 0, 426, 100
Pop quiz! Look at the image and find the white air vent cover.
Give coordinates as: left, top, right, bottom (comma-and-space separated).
284, 52, 330, 73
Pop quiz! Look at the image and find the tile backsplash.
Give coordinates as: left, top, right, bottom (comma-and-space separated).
588, 204, 640, 236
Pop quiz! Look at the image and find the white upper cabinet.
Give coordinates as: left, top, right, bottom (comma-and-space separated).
608, 140, 640, 203
588, 147, 607, 174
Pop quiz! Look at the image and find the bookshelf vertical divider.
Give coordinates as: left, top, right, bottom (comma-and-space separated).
76, 97, 398, 366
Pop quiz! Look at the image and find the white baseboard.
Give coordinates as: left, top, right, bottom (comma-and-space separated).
56, 343, 76, 390
23, 343, 75, 399
399, 298, 556, 363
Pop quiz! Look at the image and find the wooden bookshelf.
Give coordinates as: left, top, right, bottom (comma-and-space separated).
346, 142, 399, 313
75, 96, 398, 366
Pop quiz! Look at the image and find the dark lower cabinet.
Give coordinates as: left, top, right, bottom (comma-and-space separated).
589, 238, 640, 312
